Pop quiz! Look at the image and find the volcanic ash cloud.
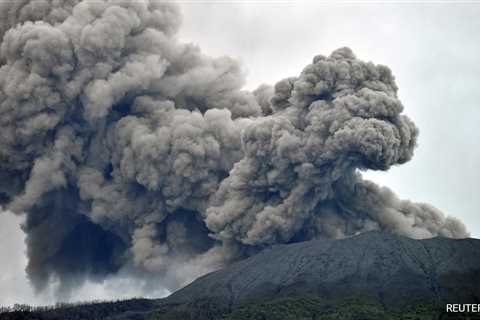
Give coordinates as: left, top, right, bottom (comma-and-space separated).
0, 0, 468, 295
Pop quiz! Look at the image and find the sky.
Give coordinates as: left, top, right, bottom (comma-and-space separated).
177, 1, 480, 238
1, 0, 480, 307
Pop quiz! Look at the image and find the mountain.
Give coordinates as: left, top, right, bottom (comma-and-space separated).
2, 232, 480, 320
166, 231, 480, 306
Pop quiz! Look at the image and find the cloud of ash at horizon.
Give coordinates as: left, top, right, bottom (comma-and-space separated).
0, 0, 468, 298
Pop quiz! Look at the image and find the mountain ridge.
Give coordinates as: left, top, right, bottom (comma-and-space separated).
164, 231, 480, 309
2, 231, 480, 320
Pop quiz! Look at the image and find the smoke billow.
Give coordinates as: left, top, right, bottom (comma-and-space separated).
0, 0, 468, 296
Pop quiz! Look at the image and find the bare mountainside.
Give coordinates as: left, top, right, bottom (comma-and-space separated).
2, 232, 480, 320
164, 231, 480, 308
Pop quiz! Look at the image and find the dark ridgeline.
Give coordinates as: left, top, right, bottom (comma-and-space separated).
0, 299, 155, 320
2, 232, 480, 320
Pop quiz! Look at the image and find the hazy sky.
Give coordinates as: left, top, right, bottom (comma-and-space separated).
1, 0, 480, 306
178, 1, 480, 238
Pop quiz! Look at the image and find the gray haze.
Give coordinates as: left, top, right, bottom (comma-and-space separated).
0, 0, 478, 306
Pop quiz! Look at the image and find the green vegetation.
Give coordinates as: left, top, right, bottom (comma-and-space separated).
3, 297, 480, 320
224, 297, 388, 320
147, 297, 480, 320
0, 298, 155, 320
222, 297, 480, 320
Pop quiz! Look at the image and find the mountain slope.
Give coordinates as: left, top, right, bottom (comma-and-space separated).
2, 232, 480, 320
165, 231, 480, 309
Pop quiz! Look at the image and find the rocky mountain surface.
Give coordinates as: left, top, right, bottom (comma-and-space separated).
165, 231, 480, 308
3, 231, 480, 319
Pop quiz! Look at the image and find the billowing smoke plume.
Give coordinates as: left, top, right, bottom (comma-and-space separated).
0, 0, 468, 295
